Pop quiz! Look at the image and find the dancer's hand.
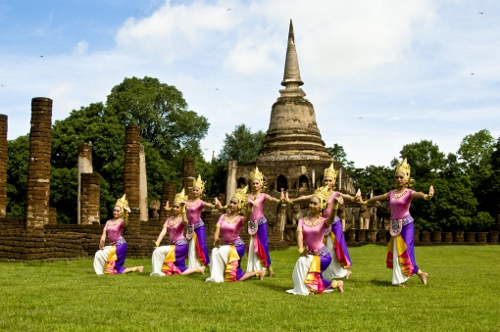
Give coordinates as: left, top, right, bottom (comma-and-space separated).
163, 201, 170, 211
214, 238, 221, 248
335, 196, 344, 205
429, 185, 434, 198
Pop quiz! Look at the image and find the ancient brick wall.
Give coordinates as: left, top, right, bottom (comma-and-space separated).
0, 114, 7, 217
80, 173, 100, 225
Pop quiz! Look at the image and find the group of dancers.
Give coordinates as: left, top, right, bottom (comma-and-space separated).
94, 158, 434, 295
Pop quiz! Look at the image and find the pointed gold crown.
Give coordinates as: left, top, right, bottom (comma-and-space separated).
115, 194, 129, 221
232, 185, 249, 214
250, 166, 264, 183
312, 186, 331, 211
395, 158, 411, 182
174, 189, 187, 204
193, 174, 206, 194
324, 163, 338, 182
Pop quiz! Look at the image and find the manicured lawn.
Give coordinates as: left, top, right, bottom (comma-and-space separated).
1, 245, 499, 331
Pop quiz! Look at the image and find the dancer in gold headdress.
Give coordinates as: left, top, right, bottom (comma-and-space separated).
94, 195, 144, 274
206, 186, 266, 282
286, 163, 358, 280
186, 175, 223, 269
286, 186, 344, 295
360, 158, 434, 287
245, 167, 283, 277
151, 189, 205, 276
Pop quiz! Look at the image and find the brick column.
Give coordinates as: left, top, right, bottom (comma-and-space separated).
0, 114, 7, 217
81, 173, 100, 224
159, 183, 176, 223
77, 142, 93, 224
123, 126, 140, 231
25, 98, 52, 229
182, 158, 195, 197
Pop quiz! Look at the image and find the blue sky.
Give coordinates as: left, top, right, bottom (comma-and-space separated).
1, 0, 499, 168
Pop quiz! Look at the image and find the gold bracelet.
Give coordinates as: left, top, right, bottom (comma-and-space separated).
363, 201, 368, 206
298, 248, 304, 254
289, 199, 294, 205
332, 203, 339, 209
423, 194, 431, 201
351, 196, 355, 202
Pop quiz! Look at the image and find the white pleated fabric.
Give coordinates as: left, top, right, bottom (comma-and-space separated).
150, 246, 172, 276
246, 236, 265, 273
187, 238, 203, 269
322, 236, 348, 279
392, 238, 410, 285
205, 246, 231, 283
286, 256, 313, 295
93, 246, 111, 275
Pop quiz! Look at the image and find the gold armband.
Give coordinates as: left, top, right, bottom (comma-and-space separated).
383, 193, 388, 198
289, 200, 294, 205
296, 226, 302, 232
363, 201, 368, 206
332, 203, 339, 210
215, 223, 221, 228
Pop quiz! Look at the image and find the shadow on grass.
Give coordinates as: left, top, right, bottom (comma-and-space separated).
370, 279, 393, 287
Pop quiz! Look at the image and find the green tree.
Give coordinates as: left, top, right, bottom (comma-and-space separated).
351, 165, 393, 196
106, 76, 209, 160
400, 140, 446, 179
327, 144, 355, 173
457, 129, 495, 173
218, 124, 266, 165
6, 134, 29, 216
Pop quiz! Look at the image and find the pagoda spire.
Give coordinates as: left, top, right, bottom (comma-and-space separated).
280, 20, 305, 97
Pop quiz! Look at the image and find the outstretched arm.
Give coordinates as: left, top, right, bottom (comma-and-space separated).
411, 185, 434, 200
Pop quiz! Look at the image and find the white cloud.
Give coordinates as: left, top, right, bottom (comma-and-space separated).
73, 40, 89, 55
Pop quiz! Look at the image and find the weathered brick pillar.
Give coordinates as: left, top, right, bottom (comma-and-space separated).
81, 173, 100, 224
49, 207, 57, 225
25, 98, 52, 229
0, 114, 7, 217
139, 144, 148, 221
159, 183, 176, 222
77, 142, 93, 224
123, 126, 140, 232
183, 158, 195, 197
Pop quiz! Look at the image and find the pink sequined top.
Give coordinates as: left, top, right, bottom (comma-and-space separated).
186, 200, 205, 225
298, 217, 329, 251
389, 189, 415, 220
322, 191, 339, 219
248, 193, 268, 220
217, 214, 244, 245
163, 217, 185, 243
105, 219, 124, 243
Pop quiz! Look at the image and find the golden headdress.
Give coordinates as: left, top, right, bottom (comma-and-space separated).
115, 194, 129, 223
193, 175, 206, 194
395, 158, 411, 182
324, 163, 338, 182
311, 186, 331, 211
250, 167, 264, 182
232, 185, 249, 214
174, 189, 187, 204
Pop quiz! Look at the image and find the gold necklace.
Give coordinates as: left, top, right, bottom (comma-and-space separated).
187, 199, 202, 207
223, 214, 240, 224
304, 216, 324, 227
249, 192, 261, 200
108, 219, 122, 226
167, 216, 181, 226
392, 189, 408, 199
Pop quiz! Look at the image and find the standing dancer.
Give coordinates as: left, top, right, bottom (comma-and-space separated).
151, 189, 205, 276
287, 163, 357, 280
246, 167, 282, 277
206, 186, 265, 282
186, 175, 222, 269
286, 186, 344, 295
94, 195, 144, 275
360, 158, 434, 287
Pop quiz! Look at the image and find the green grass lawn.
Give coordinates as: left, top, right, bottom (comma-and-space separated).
1, 245, 499, 331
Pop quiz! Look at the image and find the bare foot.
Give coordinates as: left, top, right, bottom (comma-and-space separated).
419, 272, 428, 285
399, 283, 405, 288
199, 266, 205, 275
258, 270, 265, 280
345, 270, 352, 280
336, 280, 344, 293
268, 267, 274, 278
